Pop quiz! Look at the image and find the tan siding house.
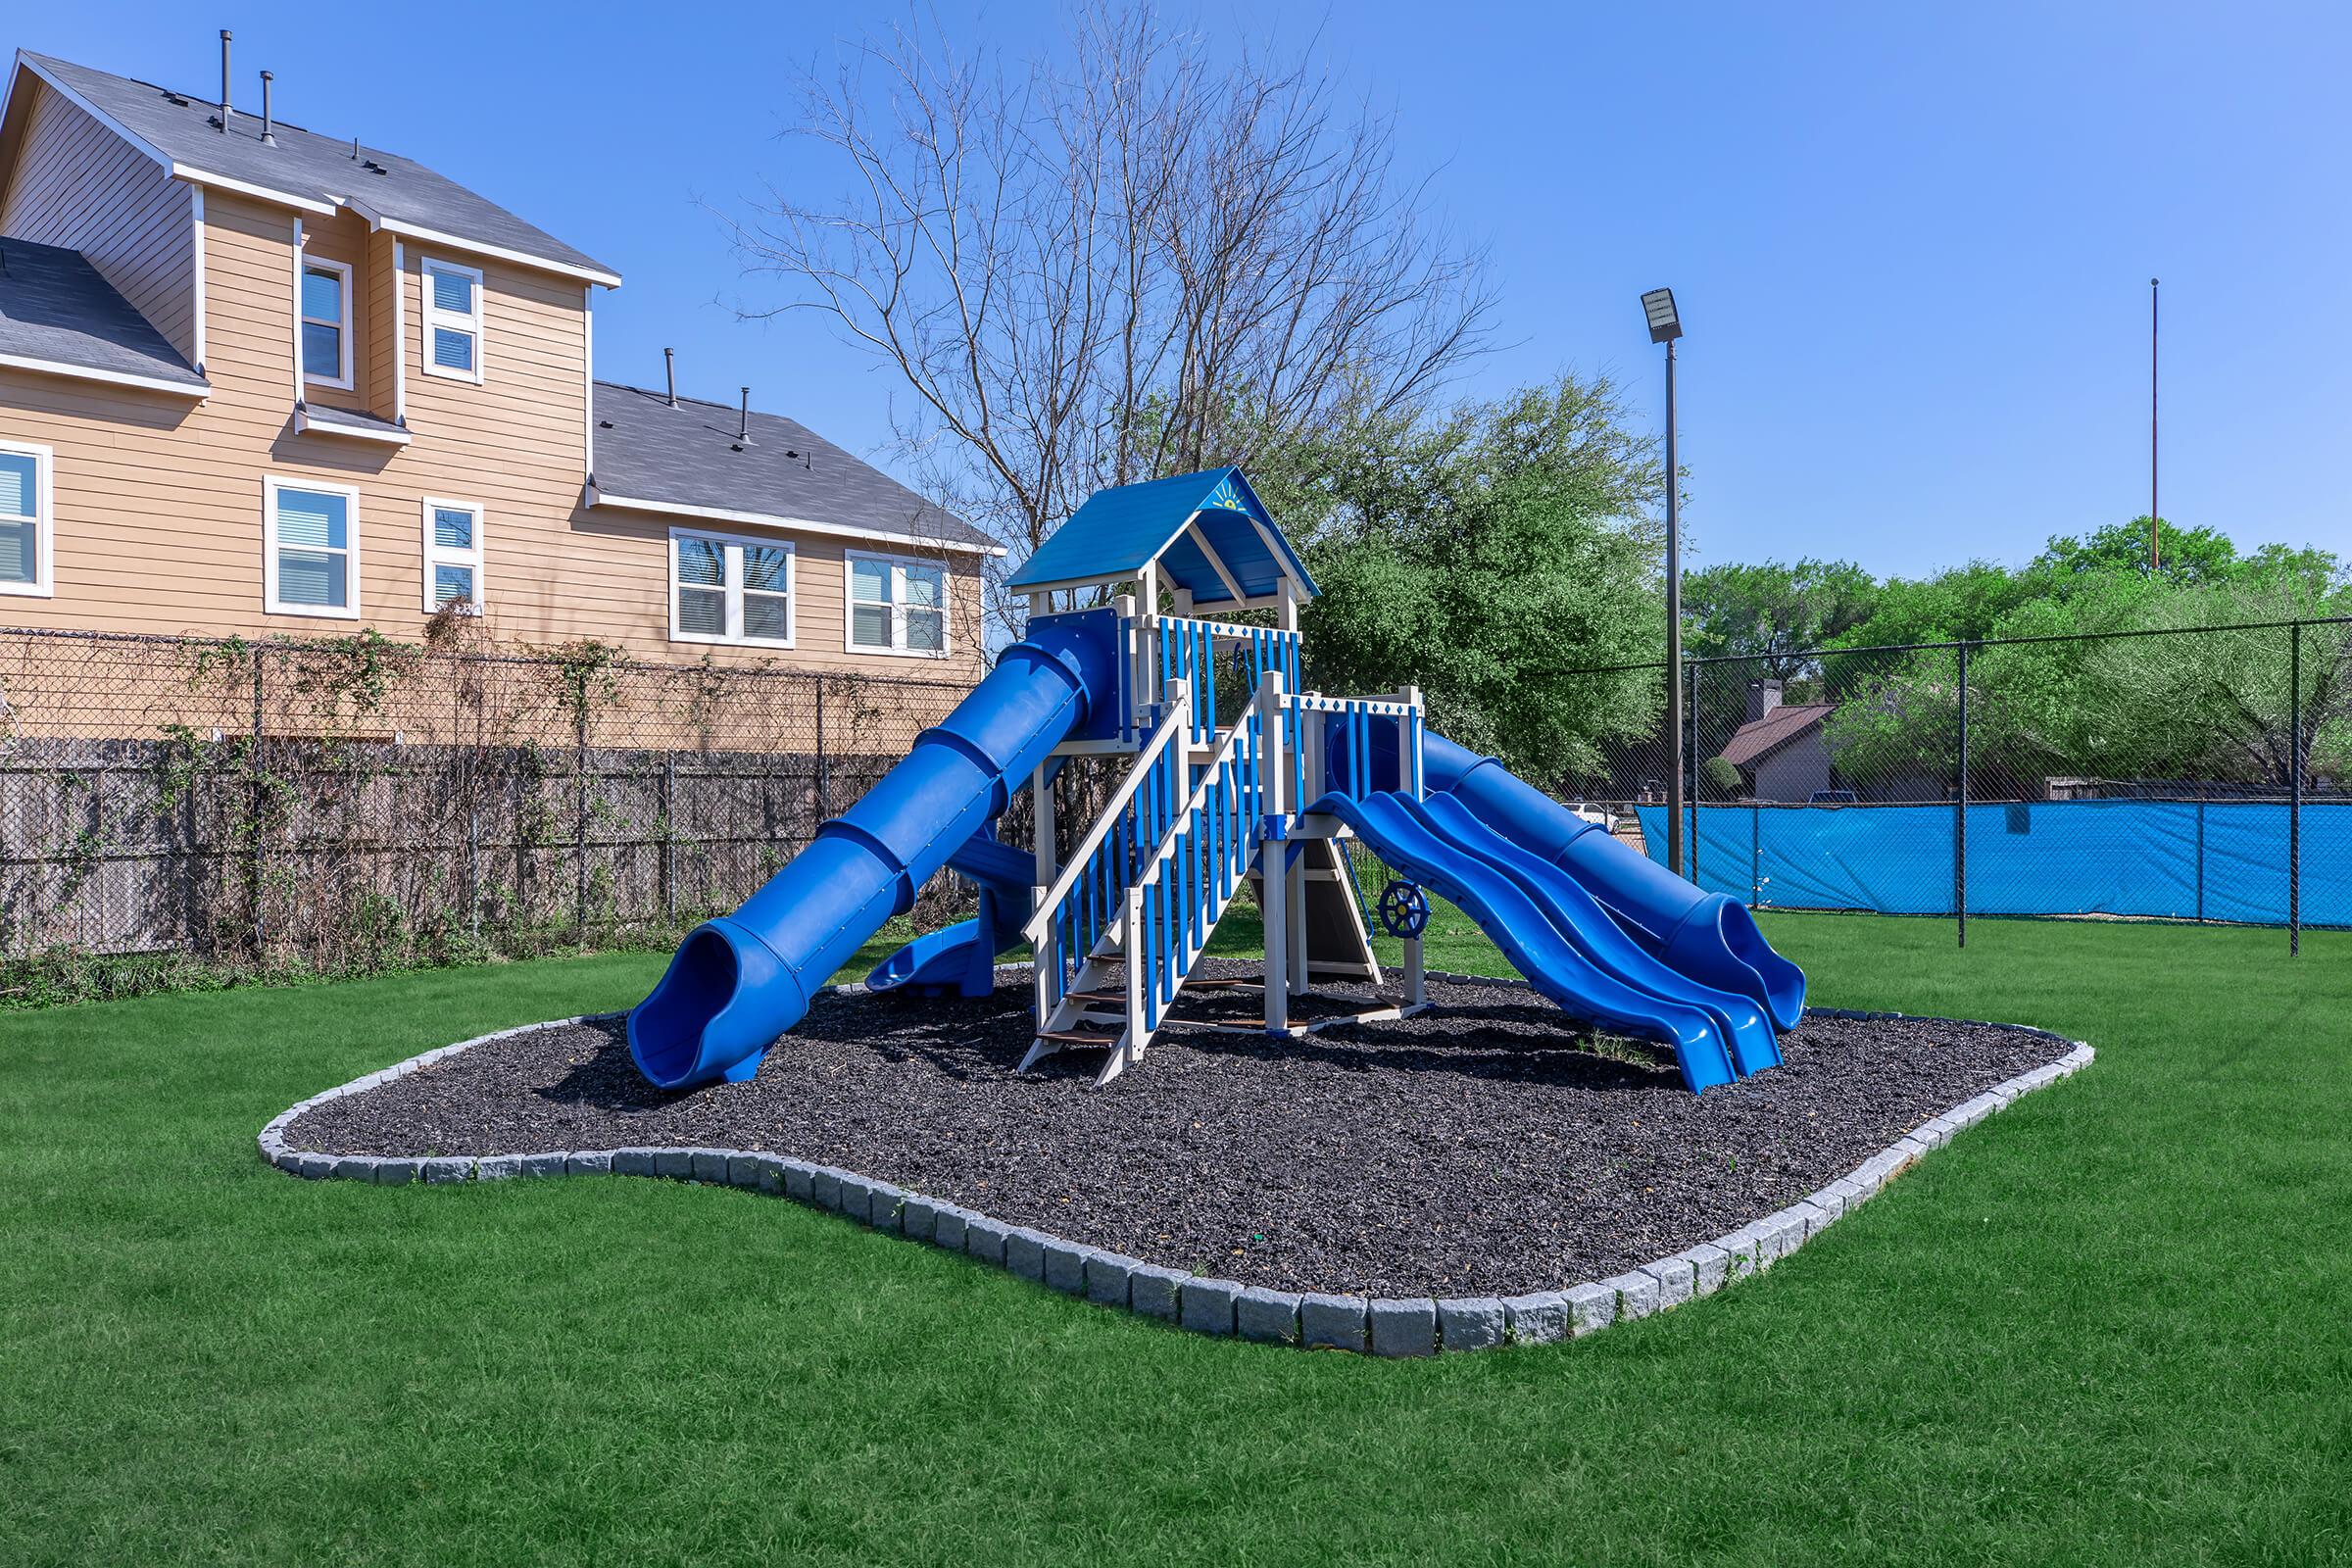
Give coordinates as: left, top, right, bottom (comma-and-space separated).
0, 46, 997, 682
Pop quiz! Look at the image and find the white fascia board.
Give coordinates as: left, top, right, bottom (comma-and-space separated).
589, 487, 1003, 558
173, 164, 337, 216
340, 197, 621, 288
1008, 559, 1157, 597
0, 352, 208, 397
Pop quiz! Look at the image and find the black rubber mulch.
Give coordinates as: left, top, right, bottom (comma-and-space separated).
284, 964, 2070, 1297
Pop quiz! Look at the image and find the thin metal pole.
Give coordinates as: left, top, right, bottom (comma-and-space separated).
1686, 658, 1701, 889
574, 697, 589, 940
249, 645, 266, 956
2150, 277, 2161, 570
661, 752, 677, 922
1956, 640, 1969, 949
2289, 621, 2301, 956
1664, 337, 1684, 876
1749, 801, 1760, 910
2195, 791, 2206, 923
813, 674, 830, 821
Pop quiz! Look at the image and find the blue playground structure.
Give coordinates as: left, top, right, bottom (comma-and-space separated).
628, 467, 1806, 1092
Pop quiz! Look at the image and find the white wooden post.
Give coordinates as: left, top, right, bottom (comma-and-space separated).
1400, 686, 1424, 1007
1124, 884, 1146, 1061
1137, 576, 1159, 717
1261, 669, 1289, 1033
1032, 760, 1057, 1025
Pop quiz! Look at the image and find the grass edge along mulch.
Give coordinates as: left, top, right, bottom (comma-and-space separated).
2, 916, 2348, 1567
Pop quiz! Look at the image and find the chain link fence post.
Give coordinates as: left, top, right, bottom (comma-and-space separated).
813, 672, 830, 822
1686, 659, 1701, 888
573, 688, 590, 943
248, 642, 267, 958
661, 751, 677, 924
1955, 638, 1969, 949
2290, 620, 2302, 956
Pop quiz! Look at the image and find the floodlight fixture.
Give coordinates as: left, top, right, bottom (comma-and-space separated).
1642, 287, 1682, 345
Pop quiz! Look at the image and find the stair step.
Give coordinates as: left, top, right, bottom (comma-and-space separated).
1036, 1028, 1122, 1047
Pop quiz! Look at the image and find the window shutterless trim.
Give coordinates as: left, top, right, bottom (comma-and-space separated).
262, 474, 361, 619
0, 437, 56, 599
299, 254, 354, 390
667, 526, 795, 650
418, 256, 485, 385
843, 548, 952, 660
419, 497, 485, 613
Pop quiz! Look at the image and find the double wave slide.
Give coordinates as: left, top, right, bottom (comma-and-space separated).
1311, 791, 1748, 1091
1419, 731, 1806, 1034
1322, 726, 1804, 1090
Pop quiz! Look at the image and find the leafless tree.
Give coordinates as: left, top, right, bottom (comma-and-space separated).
722, 3, 1495, 629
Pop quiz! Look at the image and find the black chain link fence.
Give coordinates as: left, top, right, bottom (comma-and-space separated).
0, 626, 976, 1002
1557, 618, 2352, 950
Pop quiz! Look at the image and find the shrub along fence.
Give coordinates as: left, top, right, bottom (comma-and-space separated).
1558, 617, 2352, 952
0, 625, 976, 1002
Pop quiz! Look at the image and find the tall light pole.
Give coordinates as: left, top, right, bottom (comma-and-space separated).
1642, 287, 1686, 875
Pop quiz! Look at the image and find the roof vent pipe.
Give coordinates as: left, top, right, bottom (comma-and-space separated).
218, 30, 232, 131
663, 348, 678, 408
259, 71, 275, 146
738, 387, 752, 444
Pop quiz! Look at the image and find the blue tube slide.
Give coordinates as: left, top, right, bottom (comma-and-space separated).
1310, 791, 1738, 1092
1411, 793, 1780, 1076
628, 617, 1118, 1090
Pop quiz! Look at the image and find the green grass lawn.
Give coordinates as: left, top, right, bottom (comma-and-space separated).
4, 915, 2349, 1566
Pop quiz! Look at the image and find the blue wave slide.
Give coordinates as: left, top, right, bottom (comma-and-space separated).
627, 615, 1120, 1090
1307, 791, 1740, 1091
859, 829, 1038, 998
1412, 793, 1781, 1077
1422, 733, 1806, 1031
1331, 723, 1805, 1034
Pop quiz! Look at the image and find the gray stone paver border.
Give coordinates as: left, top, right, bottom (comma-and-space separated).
257, 977, 2093, 1356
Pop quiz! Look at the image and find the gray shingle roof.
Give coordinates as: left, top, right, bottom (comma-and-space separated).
0, 235, 206, 390
592, 382, 999, 554
20, 51, 615, 283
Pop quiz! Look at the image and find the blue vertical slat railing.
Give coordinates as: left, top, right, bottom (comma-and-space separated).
1153, 615, 1299, 746
1129, 680, 1273, 1033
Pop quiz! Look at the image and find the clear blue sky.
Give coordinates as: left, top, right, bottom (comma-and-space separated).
24, 2, 2352, 578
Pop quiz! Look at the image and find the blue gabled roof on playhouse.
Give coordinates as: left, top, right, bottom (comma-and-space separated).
1006, 467, 1317, 606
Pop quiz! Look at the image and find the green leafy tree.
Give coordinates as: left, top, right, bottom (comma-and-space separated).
1685, 559, 1878, 676
1826, 541, 2352, 797
1284, 373, 1666, 779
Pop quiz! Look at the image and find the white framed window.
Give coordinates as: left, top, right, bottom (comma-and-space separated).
263, 476, 360, 618
299, 256, 353, 389
0, 439, 55, 598
846, 550, 948, 657
419, 257, 484, 383
669, 528, 794, 648
421, 498, 485, 612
